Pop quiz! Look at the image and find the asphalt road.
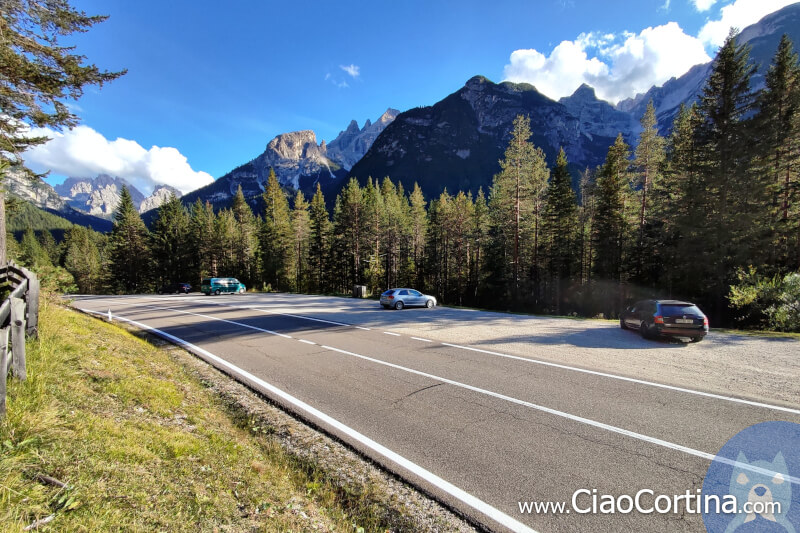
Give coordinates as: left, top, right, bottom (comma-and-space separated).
69, 293, 800, 533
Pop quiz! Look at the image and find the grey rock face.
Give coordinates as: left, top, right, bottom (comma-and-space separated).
4, 168, 67, 210
55, 175, 146, 219
140, 185, 182, 213
327, 109, 399, 170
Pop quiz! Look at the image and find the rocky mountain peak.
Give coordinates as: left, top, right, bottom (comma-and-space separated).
139, 184, 182, 213
326, 109, 398, 171
266, 130, 319, 161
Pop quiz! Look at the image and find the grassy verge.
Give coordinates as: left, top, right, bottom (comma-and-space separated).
0, 298, 396, 532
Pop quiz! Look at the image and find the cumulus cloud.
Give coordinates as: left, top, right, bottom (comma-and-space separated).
698, 0, 798, 47
340, 64, 360, 78
503, 22, 711, 103
691, 0, 717, 11
23, 125, 214, 195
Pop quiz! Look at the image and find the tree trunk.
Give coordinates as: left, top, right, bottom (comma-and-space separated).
0, 191, 6, 267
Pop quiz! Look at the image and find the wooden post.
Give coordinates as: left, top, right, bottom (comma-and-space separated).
10, 297, 26, 381
26, 276, 39, 339
0, 327, 9, 417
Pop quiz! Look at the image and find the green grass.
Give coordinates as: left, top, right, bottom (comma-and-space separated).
0, 298, 395, 532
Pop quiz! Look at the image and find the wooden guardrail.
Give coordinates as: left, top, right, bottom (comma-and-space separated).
0, 261, 39, 417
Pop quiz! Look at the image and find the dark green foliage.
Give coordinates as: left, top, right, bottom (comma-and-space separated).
542, 148, 578, 313
261, 169, 292, 290
231, 186, 260, 286
151, 194, 191, 286
63, 225, 105, 293
308, 184, 331, 293
729, 267, 800, 331
108, 186, 151, 293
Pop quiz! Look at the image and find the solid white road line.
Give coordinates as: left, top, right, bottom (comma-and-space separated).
78, 295, 800, 415
83, 308, 537, 533
440, 342, 800, 415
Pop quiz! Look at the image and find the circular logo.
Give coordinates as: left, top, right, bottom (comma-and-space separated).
702, 421, 800, 533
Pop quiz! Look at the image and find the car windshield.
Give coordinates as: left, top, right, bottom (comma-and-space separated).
661, 304, 703, 316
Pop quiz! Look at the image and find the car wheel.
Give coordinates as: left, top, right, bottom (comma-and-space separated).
238, 288, 244, 294
640, 322, 651, 339
620, 318, 627, 330
425, 299, 434, 308
690, 336, 703, 343
394, 300, 404, 310
214, 289, 221, 295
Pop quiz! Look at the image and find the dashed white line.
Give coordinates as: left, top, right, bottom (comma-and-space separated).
298, 339, 316, 345
355, 326, 371, 331
82, 308, 537, 533
383, 331, 401, 337
411, 337, 432, 343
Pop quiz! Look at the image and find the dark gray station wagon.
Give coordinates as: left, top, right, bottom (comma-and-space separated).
620, 299, 709, 342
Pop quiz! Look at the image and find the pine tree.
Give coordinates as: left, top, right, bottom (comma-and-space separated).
592, 134, 631, 315
151, 194, 191, 286
361, 179, 385, 295
261, 169, 292, 290
214, 208, 238, 277
632, 101, 666, 282
542, 148, 579, 313
231, 185, 259, 286
490, 114, 549, 302
290, 191, 311, 292
37, 229, 61, 266
666, 104, 706, 300
189, 198, 218, 281
408, 183, 428, 287
18, 228, 51, 269
0, 0, 125, 265
754, 34, 800, 270
108, 186, 151, 293
470, 187, 490, 305
63, 225, 103, 293
333, 178, 365, 287
695, 29, 759, 315
308, 184, 331, 293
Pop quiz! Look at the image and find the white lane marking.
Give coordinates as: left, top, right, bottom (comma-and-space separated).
355, 326, 371, 331
252, 307, 352, 327
383, 331, 401, 337
82, 309, 536, 533
298, 339, 316, 345
74, 295, 800, 415
440, 343, 800, 415
411, 337, 433, 343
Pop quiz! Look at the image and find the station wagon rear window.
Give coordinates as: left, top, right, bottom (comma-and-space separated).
661, 304, 702, 315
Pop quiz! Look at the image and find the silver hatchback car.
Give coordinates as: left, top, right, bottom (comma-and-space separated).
380, 288, 437, 310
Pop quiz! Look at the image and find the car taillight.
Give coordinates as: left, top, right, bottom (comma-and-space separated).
654, 315, 664, 324
703, 316, 709, 326
388, 295, 394, 299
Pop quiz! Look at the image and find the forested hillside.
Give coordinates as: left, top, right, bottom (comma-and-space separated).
15, 32, 799, 330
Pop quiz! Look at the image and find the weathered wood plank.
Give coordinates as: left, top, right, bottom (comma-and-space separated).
26, 276, 39, 339
0, 327, 9, 417
10, 297, 26, 381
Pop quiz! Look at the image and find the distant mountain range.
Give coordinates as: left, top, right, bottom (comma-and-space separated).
5, 171, 180, 232
179, 109, 399, 211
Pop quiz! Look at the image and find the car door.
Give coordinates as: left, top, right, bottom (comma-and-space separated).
409, 290, 424, 306
625, 302, 640, 328
397, 289, 410, 305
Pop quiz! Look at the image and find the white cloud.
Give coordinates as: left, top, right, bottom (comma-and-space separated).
691, 0, 717, 12
340, 64, 360, 78
23, 125, 214, 195
503, 22, 711, 103
698, 0, 798, 47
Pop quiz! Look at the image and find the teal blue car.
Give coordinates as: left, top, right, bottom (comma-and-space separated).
201, 277, 246, 295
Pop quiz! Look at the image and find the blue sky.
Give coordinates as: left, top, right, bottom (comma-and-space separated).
26, 0, 798, 195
